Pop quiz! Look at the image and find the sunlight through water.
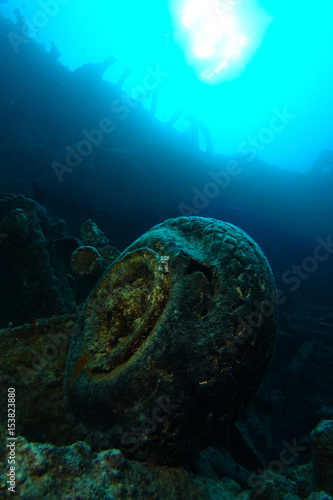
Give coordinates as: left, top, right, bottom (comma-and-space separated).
170, 0, 272, 83
1, 0, 333, 170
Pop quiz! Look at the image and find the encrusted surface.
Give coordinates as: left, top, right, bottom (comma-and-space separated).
0, 315, 77, 445
65, 217, 278, 464
311, 420, 333, 496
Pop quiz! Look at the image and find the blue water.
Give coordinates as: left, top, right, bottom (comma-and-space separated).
1, 0, 333, 172
1, 4, 333, 497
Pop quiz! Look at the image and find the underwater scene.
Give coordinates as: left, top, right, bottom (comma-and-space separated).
0, 0, 332, 499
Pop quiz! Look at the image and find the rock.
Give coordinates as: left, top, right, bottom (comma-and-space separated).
237, 308, 333, 467
248, 469, 299, 499
64, 216, 277, 464
196, 446, 251, 488
0, 195, 73, 326
285, 463, 316, 499
1, 208, 30, 240
70, 246, 103, 277
306, 493, 333, 500
0, 193, 50, 231
311, 420, 333, 496
80, 219, 110, 248
0, 427, 208, 499
190, 451, 221, 482
70, 245, 107, 303
80, 219, 120, 266
0, 315, 78, 446
0, 204, 332, 499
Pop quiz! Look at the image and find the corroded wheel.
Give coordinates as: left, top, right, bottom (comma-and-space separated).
64, 217, 277, 465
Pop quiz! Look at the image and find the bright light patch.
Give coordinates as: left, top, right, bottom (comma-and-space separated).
170, 0, 272, 83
